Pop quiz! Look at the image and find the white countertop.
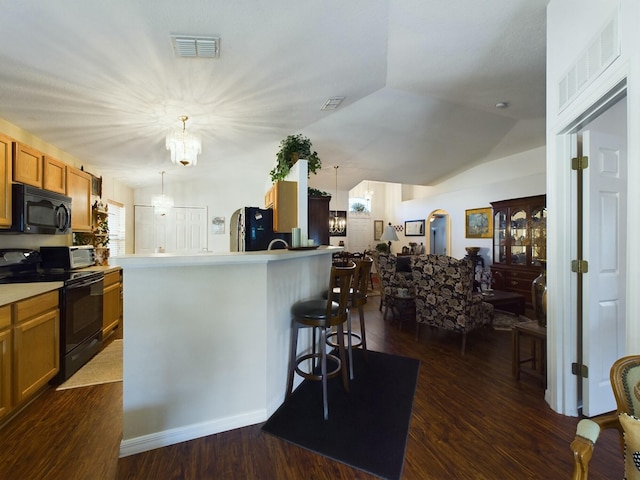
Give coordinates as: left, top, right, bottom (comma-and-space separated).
111, 246, 340, 269
0, 282, 63, 307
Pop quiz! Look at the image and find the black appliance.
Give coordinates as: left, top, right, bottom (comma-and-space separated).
229, 207, 290, 251
0, 248, 104, 383
6, 184, 72, 234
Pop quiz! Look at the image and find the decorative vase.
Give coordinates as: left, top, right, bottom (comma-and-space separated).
531, 261, 547, 327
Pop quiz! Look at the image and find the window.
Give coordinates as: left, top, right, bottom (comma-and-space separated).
108, 200, 126, 256
349, 197, 370, 214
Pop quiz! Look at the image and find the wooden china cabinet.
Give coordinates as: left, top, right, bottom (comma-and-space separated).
490, 195, 546, 308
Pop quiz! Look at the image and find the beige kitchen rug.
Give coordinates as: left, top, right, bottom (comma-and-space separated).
56, 339, 122, 390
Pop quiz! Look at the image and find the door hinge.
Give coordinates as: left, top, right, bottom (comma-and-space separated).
572, 362, 589, 378
572, 155, 589, 170
571, 259, 589, 273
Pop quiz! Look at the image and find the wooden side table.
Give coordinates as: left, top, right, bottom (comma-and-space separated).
512, 320, 547, 386
389, 294, 416, 333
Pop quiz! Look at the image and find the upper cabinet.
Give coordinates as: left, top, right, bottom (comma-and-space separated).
13, 142, 43, 188
43, 156, 67, 194
66, 166, 92, 232
264, 181, 297, 233
0, 134, 12, 228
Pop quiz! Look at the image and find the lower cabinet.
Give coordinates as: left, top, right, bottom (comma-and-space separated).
490, 264, 540, 309
0, 306, 11, 419
0, 290, 59, 423
13, 291, 59, 404
103, 269, 122, 337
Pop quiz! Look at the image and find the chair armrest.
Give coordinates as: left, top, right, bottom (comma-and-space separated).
570, 419, 601, 480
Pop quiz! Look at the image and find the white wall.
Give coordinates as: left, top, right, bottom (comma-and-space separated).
367, 147, 546, 264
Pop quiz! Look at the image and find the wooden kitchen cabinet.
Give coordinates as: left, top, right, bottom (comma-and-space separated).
43, 155, 67, 194
66, 166, 92, 232
0, 133, 12, 228
103, 269, 122, 337
308, 195, 330, 246
13, 291, 59, 405
13, 142, 43, 188
0, 306, 11, 420
264, 181, 297, 232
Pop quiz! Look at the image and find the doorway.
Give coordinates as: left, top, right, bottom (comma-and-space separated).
568, 91, 627, 416
427, 210, 450, 255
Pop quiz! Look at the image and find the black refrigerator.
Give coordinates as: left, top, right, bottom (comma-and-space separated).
229, 207, 290, 251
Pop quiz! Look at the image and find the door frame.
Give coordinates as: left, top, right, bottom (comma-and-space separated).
547, 72, 633, 416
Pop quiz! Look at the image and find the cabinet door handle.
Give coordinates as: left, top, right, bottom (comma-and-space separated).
510, 280, 518, 286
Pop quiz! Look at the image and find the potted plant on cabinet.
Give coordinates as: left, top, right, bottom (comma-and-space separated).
269, 134, 322, 183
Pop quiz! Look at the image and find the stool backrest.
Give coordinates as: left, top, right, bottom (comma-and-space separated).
327, 262, 355, 327
352, 256, 374, 304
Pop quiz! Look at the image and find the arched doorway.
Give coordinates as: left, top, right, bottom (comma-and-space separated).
427, 209, 451, 255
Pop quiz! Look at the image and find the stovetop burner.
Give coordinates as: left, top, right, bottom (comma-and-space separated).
0, 249, 103, 285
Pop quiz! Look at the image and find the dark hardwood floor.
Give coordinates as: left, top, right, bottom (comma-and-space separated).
0, 294, 622, 479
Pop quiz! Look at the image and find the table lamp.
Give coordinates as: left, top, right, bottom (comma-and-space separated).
380, 223, 399, 253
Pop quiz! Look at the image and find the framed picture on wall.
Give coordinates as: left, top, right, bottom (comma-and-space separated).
465, 207, 492, 238
404, 219, 425, 236
374, 220, 384, 240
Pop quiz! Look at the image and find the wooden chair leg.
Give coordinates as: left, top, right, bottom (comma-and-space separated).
337, 324, 350, 393
461, 333, 467, 355
286, 322, 299, 399
320, 326, 329, 420
358, 304, 368, 361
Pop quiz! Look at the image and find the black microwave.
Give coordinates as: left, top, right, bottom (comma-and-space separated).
9, 184, 72, 234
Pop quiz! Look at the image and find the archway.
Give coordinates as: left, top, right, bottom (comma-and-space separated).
427, 209, 451, 255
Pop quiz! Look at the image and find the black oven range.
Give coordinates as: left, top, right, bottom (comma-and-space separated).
0, 248, 105, 383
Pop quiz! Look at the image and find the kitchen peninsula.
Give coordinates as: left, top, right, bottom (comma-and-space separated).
112, 246, 338, 457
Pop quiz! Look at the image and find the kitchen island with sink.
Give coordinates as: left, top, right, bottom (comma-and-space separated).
112, 246, 339, 457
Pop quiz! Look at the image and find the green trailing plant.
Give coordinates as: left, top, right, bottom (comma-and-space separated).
375, 242, 389, 253
308, 187, 330, 197
351, 202, 367, 213
270, 134, 322, 183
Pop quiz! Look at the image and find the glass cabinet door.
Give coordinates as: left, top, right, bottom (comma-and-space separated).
530, 206, 547, 265
494, 210, 507, 264
510, 209, 527, 265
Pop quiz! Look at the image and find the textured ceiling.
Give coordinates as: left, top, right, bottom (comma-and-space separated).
0, 0, 549, 192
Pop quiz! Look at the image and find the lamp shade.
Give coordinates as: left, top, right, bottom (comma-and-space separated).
380, 225, 399, 242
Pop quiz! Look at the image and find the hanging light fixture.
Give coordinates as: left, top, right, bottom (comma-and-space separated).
364, 180, 374, 201
166, 115, 201, 166
151, 171, 174, 216
329, 165, 346, 235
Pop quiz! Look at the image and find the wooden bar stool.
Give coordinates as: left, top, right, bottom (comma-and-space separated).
326, 256, 374, 379
286, 262, 355, 420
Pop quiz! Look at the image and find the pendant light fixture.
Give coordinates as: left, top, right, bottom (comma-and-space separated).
166, 115, 201, 166
151, 171, 174, 216
328, 165, 346, 235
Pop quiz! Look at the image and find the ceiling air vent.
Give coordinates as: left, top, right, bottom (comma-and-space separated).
171, 35, 220, 58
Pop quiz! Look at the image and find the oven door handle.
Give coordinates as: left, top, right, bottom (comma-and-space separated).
67, 275, 104, 289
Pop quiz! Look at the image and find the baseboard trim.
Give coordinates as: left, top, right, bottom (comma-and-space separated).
119, 409, 266, 458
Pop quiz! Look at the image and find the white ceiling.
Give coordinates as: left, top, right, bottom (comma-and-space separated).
0, 0, 549, 192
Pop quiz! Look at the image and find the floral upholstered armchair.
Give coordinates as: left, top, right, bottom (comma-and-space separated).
375, 253, 413, 319
411, 254, 494, 354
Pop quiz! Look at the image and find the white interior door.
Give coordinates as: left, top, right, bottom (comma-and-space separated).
347, 217, 371, 252
135, 205, 207, 254
582, 128, 627, 416
173, 207, 207, 253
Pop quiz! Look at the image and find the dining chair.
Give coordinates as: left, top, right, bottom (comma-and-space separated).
570, 355, 640, 479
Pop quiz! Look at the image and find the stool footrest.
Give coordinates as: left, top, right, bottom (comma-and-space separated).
294, 353, 342, 381
326, 331, 363, 350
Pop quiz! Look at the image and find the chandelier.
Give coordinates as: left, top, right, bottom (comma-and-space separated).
151, 171, 174, 216
328, 165, 346, 235
166, 115, 201, 166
